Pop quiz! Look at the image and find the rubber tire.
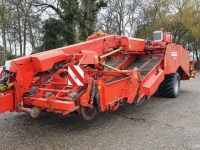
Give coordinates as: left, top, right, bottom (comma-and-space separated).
159, 73, 180, 98
93, 86, 102, 112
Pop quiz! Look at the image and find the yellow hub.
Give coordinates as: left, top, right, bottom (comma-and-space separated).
0, 82, 15, 93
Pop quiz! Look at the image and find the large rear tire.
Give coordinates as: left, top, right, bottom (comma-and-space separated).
159, 73, 180, 98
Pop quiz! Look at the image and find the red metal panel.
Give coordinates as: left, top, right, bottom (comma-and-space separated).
164, 44, 180, 74
164, 44, 189, 75
0, 92, 14, 113
98, 78, 129, 111
121, 37, 146, 51
24, 98, 75, 111
164, 33, 173, 43
14, 63, 35, 108
126, 71, 140, 104
102, 79, 129, 103
143, 69, 164, 96
180, 48, 190, 75
7, 57, 31, 72
97, 70, 139, 111
138, 58, 164, 101
79, 50, 99, 64
59, 35, 118, 55
31, 51, 66, 72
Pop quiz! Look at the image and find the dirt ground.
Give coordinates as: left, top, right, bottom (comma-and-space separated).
0, 72, 200, 150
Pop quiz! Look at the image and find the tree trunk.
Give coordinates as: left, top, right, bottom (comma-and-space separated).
2, 24, 6, 58
23, 16, 27, 56
1, 0, 7, 60
195, 41, 199, 63
27, 14, 35, 52
17, 6, 23, 57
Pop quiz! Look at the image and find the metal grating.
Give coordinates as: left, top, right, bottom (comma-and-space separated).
153, 31, 163, 42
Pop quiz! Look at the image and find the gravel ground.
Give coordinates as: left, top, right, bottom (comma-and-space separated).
0, 72, 200, 150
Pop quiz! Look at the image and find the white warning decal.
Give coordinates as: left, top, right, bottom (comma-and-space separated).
171, 52, 178, 57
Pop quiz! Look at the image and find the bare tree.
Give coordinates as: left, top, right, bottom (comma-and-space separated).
6, 0, 45, 56
97, 0, 139, 36
0, 0, 11, 59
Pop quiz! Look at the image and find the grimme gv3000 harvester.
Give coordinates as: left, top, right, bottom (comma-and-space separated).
0, 29, 195, 120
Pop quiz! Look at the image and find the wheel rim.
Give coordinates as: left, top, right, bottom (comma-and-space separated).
174, 79, 179, 94
81, 106, 97, 121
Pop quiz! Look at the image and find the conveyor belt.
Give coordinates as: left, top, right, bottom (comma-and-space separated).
139, 58, 161, 77
125, 57, 161, 77
105, 57, 161, 83
105, 58, 125, 83
105, 59, 125, 70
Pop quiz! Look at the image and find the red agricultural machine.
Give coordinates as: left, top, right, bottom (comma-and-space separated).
0, 29, 195, 120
